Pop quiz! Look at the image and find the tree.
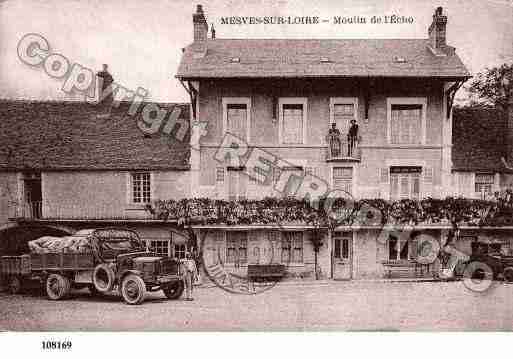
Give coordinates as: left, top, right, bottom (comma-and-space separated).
467, 63, 513, 112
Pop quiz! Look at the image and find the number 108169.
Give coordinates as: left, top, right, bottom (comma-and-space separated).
42, 340, 72, 350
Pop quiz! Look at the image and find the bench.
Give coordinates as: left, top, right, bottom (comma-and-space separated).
247, 264, 286, 282
382, 261, 417, 279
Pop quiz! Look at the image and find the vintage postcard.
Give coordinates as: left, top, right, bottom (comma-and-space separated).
0, 0, 512, 355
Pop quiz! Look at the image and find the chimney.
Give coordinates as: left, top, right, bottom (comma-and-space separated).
96, 64, 114, 108
428, 7, 448, 51
193, 5, 208, 43
211, 23, 216, 39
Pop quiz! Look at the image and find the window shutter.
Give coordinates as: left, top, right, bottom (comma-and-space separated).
216, 167, 225, 182
423, 167, 433, 198
268, 231, 281, 264
380, 168, 389, 183
409, 238, 418, 260
216, 167, 225, 199
379, 167, 390, 200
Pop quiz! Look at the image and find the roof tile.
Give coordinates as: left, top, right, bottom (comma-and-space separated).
0, 100, 191, 170
177, 39, 470, 79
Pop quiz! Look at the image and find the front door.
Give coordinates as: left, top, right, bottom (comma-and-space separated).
333, 231, 352, 280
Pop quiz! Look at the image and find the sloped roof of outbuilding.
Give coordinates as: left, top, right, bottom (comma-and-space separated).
0, 100, 191, 171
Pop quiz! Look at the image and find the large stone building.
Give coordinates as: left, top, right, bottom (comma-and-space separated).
175, 5, 471, 279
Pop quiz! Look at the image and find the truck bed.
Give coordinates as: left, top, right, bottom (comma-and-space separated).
1, 253, 95, 275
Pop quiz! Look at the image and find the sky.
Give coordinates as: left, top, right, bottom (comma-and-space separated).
0, 0, 512, 103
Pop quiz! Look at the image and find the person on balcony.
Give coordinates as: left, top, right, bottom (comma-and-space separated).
327, 123, 341, 157
348, 119, 359, 157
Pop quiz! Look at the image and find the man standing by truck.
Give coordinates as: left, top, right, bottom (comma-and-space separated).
182, 251, 197, 301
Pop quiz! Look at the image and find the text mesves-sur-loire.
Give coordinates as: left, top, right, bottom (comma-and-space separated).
219, 15, 413, 25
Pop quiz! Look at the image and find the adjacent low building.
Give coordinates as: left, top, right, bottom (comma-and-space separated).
0, 98, 193, 259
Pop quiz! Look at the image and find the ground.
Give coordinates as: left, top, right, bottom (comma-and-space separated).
1, 281, 513, 331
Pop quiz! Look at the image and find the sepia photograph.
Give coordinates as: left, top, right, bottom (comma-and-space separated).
0, 0, 512, 354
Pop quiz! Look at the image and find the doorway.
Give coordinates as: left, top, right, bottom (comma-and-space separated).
23, 172, 42, 219
332, 231, 353, 280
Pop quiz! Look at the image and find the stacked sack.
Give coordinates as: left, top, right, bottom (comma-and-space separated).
28, 235, 93, 254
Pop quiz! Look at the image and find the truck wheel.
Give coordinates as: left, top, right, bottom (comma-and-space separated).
504, 267, 513, 283
8, 276, 22, 295
120, 274, 146, 305
162, 280, 184, 299
46, 274, 71, 300
92, 264, 115, 293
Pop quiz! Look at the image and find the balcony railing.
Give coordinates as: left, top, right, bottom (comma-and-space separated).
15, 201, 43, 219
14, 201, 155, 221
326, 132, 361, 161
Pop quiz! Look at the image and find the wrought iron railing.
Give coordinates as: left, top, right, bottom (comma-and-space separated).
14, 201, 154, 221
326, 132, 361, 160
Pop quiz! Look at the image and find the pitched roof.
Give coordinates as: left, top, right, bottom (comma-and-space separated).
176, 39, 470, 79
452, 106, 508, 172
0, 100, 191, 171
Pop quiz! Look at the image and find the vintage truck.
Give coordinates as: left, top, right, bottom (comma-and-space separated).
0, 228, 184, 305
464, 239, 513, 282
439, 238, 513, 282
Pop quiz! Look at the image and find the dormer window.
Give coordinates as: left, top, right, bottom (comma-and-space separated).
393, 56, 407, 63
230, 57, 240, 63
320, 57, 330, 63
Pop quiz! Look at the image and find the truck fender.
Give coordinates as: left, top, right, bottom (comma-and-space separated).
118, 269, 143, 283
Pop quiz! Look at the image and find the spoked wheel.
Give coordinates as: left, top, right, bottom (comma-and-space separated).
8, 276, 22, 295
120, 275, 146, 305
162, 280, 184, 300
46, 274, 71, 300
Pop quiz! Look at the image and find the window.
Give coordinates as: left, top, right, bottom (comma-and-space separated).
333, 167, 353, 195
387, 98, 426, 145
279, 98, 307, 144
390, 105, 422, 144
388, 236, 409, 261
132, 172, 151, 203
174, 244, 187, 259
149, 240, 170, 256
475, 174, 494, 195
227, 167, 247, 201
226, 231, 248, 264
281, 232, 303, 263
216, 167, 225, 182
330, 98, 357, 134
390, 167, 421, 200
222, 98, 251, 141
334, 232, 350, 260
227, 104, 248, 139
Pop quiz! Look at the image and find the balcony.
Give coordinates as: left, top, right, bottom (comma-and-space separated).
326, 132, 361, 162
13, 201, 156, 222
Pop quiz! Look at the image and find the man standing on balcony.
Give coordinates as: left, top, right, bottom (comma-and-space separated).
328, 123, 342, 157
348, 119, 359, 157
